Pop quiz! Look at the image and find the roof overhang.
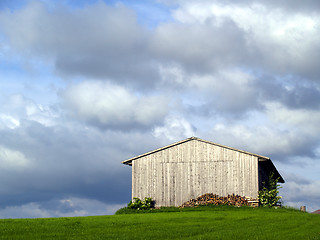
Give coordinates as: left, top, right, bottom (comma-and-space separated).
258, 158, 285, 183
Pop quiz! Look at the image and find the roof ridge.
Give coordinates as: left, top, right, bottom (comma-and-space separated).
121, 136, 269, 165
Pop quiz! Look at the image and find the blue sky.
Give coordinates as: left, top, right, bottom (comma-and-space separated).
0, 0, 320, 218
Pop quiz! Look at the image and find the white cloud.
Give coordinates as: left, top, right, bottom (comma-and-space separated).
63, 81, 169, 129
0, 202, 51, 219
153, 116, 195, 141
280, 175, 320, 212
0, 114, 20, 129
158, 64, 185, 85
213, 124, 292, 156
207, 102, 320, 159
0, 145, 31, 170
0, 94, 58, 127
173, 2, 319, 42
167, 1, 320, 78
54, 197, 125, 217
158, 65, 260, 114
0, 197, 125, 218
266, 102, 320, 135
189, 69, 258, 113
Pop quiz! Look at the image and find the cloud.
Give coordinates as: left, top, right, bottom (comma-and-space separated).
206, 108, 320, 161
0, 0, 320, 218
161, 1, 320, 79
158, 66, 262, 117
0, 96, 169, 213
280, 173, 320, 212
0, 1, 157, 85
209, 123, 299, 159
160, 0, 320, 13
0, 197, 125, 218
0, 115, 133, 206
265, 102, 320, 136
62, 81, 170, 130
240, 0, 320, 13
251, 75, 320, 111
2, 0, 320, 86
0, 145, 31, 170
0, 114, 20, 129
151, 18, 247, 74
2, 0, 320, 85
192, 98, 320, 161
0, 94, 59, 127
0, 86, 169, 216
153, 116, 196, 141
188, 69, 260, 114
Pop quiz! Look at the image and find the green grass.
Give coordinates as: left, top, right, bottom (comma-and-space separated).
0, 206, 319, 239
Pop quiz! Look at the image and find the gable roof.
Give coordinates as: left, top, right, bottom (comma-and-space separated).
312, 209, 320, 214
122, 137, 270, 164
122, 137, 284, 183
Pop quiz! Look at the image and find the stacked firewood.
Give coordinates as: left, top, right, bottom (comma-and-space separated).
180, 193, 250, 208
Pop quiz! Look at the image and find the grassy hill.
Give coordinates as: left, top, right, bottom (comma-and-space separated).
0, 206, 319, 239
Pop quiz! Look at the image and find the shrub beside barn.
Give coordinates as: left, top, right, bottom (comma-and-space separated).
122, 137, 284, 207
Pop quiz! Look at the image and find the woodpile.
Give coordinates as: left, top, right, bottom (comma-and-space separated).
180, 193, 251, 208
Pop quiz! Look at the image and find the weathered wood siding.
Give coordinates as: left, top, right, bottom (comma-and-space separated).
132, 139, 259, 207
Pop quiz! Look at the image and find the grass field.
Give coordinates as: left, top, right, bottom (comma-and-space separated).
0, 206, 319, 239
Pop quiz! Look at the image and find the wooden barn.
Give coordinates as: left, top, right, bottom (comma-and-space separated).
122, 137, 285, 207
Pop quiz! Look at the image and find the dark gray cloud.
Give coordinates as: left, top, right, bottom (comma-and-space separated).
0, 90, 170, 216
0, 83, 175, 211
0, 121, 124, 205
0, 91, 189, 217
150, 19, 248, 74
2, 0, 320, 87
0, 117, 166, 211
160, 0, 320, 13
279, 172, 320, 212
0, 1, 158, 87
235, 0, 320, 13
255, 76, 320, 110
0, 198, 125, 218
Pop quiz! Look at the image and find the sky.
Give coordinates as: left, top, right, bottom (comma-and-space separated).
0, 0, 320, 218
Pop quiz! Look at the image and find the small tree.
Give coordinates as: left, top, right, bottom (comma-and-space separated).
258, 172, 282, 207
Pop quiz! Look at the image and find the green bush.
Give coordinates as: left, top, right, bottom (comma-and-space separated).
258, 172, 282, 207
127, 197, 154, 210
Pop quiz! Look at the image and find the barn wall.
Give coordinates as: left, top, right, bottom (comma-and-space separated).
132, 140, 259, 207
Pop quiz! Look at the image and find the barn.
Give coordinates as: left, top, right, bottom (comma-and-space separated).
122, 137, 285, 207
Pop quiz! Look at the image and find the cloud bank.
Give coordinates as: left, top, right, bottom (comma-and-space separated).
0, 0, 320, 217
